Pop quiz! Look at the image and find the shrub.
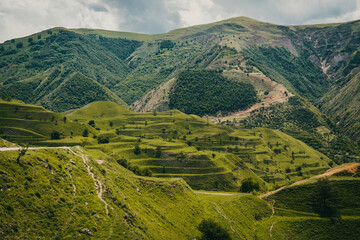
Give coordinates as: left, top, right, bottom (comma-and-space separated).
88, 120, 95, 127
82, 129, 89, 137
51, 131, 60, 139
134, 145, 141, 155
97, 136, 109, 144
240, 177, 260, 193
197, 219, 231, 240
155, 146, 162, 158
312, 178, 338, 217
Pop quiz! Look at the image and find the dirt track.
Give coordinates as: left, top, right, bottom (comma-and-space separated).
259, 163, 360, 199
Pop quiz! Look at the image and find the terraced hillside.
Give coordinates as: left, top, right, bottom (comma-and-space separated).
0, 146, 275, 239
0, 143, 359, 239
0, 100, 92, 143
62, 101, 333, 191
259, 171, 360, 240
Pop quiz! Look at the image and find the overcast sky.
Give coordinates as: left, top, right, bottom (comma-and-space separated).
1, 0, 360, 43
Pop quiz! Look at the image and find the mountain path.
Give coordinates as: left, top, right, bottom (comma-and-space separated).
259, 163, 360, 199
194, 191, 235, 196
0, 146, 114, 238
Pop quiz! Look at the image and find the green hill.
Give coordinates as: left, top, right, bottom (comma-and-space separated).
62, 101, 334, 190
0, 138, 359, 239
0, 100, 92, 143
259, 175, 360, 240
1, 100, 359, 239
0, 100, 333, 191
1, 18, 360, 142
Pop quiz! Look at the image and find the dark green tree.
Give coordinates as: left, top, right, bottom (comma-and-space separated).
197, 219, 231, 240
155, 146, 162, 158
88, 120, 95, 127
97, 136, 109, 144
51, 131, 60, 140
312, 178, 338, 217
134, 145, 141, 155
82, 129, 89, 137
240, 177, 260, 193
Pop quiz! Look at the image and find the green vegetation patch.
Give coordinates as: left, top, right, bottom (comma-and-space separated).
242, 47, 328, 101
169, 69, 257, 116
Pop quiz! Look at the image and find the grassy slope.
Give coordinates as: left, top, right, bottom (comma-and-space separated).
63, 101, 333, 191
258, 177, 360, 240
0, 29, 136, 111
0, 100, 93, 143
1, 146, 359, 239
0, 147, 273, 239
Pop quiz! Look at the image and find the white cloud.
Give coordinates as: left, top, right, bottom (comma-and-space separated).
0, 0, 359, 43
0, 0, 121, 43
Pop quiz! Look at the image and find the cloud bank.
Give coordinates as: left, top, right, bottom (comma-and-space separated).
1, 0, 359, 43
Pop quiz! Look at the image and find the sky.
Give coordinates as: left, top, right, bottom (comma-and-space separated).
1, 0, 360, 43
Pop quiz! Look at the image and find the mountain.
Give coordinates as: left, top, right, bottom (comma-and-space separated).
1, 17, 359, 144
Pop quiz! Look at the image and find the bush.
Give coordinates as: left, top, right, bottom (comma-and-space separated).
82, 129, 89, 137
134, 145, 141, 155
240, 177, 260, 193
50, 131, 60, 140
88, 120, 95, 127
198, 219, 231, 240
312, 178, 338, 217
155, 146, 162, 158
97, 135, 109, 144
16, 42, 23, 49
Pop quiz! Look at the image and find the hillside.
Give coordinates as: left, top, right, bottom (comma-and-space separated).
0, 99, 93, 143
0, 18, 359, 142
1, 100, 359, 239
64, 101, 334, 190
0, 100, 334, 191
260, 173, 360, 240
1, 144, 359, 239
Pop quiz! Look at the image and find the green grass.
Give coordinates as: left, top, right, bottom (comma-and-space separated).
0, 100, 335, 192
1, 100, 360, 239
0, 146, 270, 239
0, 100, 93, 143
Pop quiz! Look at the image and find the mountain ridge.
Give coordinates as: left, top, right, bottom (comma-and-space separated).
1, 17, 360, 143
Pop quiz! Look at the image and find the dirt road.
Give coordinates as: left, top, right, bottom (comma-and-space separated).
259, 163, 360, 199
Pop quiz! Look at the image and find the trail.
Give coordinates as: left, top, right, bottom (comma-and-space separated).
267, 199, 276, 239
70, 147, 114, 239
0, 146, 70, 151
2, 145, 115, 238
74, 148, 111, 217
259, 163, 360, 199
269, 221, 277, 239
194, 191, 235, 196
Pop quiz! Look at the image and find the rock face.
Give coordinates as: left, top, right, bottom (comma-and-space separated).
81, 228, 93, 236
130, 78, 176, 112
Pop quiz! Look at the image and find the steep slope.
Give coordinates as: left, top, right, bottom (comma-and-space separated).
259, 176, 360, 240
0, 28, 140, 111
0, 146, 276, 239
